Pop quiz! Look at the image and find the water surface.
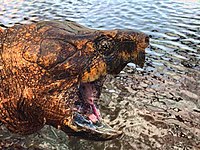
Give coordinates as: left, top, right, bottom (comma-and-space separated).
0, 0, 200, 149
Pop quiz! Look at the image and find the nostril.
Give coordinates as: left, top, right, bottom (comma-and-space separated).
145, 36, 149, 43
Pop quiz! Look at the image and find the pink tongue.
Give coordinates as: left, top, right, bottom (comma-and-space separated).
83, 83, 101, 122
88, 114, 98, 123
91, 103, 100, 120
87, 97, 100, 123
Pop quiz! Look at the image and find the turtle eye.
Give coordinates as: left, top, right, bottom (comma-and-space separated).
96, 38, 114, 55
100, 40, 112, 50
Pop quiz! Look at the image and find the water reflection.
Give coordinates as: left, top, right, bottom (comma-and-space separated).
0, 0, 200, 149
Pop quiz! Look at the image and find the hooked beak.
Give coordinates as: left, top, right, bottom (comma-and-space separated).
135, 51, 145, 68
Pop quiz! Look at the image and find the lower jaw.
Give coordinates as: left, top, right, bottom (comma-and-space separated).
72, 101, 123, 141
72, 112, 123, 141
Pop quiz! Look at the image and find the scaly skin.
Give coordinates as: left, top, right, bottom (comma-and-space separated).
0, 20, 149, 140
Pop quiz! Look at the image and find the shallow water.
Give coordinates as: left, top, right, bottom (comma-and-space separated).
0, 0, 200, 149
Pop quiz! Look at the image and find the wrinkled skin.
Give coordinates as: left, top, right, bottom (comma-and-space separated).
0, 20, 149, 141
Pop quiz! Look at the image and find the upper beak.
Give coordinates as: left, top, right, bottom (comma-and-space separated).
136, 51, 145, 68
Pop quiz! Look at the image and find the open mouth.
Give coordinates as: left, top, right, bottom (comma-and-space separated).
76, 81, 101, 123
70, 79, 122, 141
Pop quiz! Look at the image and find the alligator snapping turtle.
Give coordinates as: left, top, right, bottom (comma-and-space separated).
0, 20, 149, 141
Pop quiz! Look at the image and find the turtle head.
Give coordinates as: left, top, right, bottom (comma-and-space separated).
78, 29, 149, 82
33, 22, 149, 141
71, 29, 149, 80
54, 29, 149, 141
94, 29, 149, 75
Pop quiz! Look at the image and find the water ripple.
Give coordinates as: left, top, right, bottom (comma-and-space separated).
0, 0, 200, 149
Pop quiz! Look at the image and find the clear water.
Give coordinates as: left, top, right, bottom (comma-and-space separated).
0, 0, 200, 149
